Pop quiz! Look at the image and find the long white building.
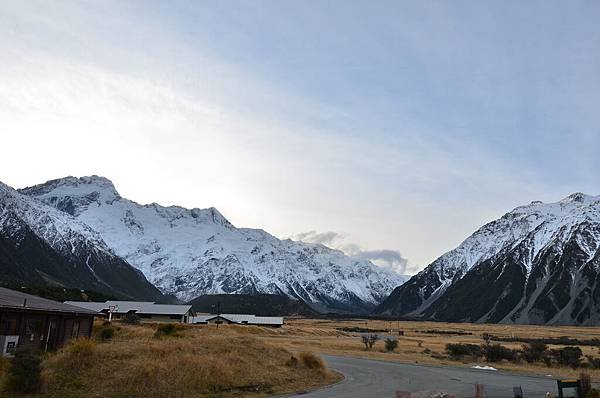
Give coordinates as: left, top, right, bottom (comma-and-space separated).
65, 301, 194, 323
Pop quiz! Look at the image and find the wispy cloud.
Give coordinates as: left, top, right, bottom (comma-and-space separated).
291, 231, 410, 275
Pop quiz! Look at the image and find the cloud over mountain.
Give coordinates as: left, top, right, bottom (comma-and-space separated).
291, 230, 409, 275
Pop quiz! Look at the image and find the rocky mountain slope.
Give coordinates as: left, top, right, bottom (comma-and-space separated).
188, 293, 317, 316
0, 182, 164, 301
21, 176, 406, 312
376, 193, 600, 325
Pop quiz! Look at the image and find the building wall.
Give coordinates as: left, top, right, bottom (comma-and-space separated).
138, 314, 188, 323
0, 309, 94, 353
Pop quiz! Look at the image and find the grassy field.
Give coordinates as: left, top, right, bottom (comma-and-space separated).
0, 322, 340, 398
2, 318, 599, 397
249, 318, 600, 381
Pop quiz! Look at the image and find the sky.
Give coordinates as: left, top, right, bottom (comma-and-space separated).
1, 1, 599, 274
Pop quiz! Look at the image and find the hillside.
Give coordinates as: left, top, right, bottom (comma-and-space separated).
0, 181, 165, 301
376, 193, 600, 325
188, 293, 317, 316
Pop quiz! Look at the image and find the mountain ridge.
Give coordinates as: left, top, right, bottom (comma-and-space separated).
20, 175, 407, 313
376, 193, 600, 325
0, 180, 165, 301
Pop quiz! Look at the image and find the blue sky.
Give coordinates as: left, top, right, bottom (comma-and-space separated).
0, 1, 599, 272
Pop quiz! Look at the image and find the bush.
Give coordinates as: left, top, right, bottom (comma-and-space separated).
551, 347, 582, 368
483, 334, 600, 347
481, 343, 517, 362
5, 351, 42, 393
299, 352, 325, 369
586, 355, 600, 369
154, 323, 182, 339
521, 342, 548, 363
586, 388, 600, 398
99, 326, 115, 341
385, 338, 399, 352
123, 313, 141, 325
446, 343, 482, 359
361, 334, 380, 350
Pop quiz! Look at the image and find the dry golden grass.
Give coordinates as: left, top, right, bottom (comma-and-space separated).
2, 317, 599, 396
1, 322, 339, 398
245, 318, 600, 381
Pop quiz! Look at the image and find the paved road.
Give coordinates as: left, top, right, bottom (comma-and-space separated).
289, 356, 559, 397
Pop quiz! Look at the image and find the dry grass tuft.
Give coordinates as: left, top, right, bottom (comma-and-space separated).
299, 352, 325, 370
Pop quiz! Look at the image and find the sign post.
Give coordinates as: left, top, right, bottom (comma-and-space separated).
108, 305, 118, 322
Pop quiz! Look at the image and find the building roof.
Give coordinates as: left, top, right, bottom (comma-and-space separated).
64, 300, 193, 316
0, 287, 97, 315
193, 313, 284, 326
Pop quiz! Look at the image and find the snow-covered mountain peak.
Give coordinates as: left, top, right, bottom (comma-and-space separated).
23, 175, 118, 195
428, 193, 600, 283
20, 176, 121, 216
559, 192, 599, 206
22, 176, 406, 312
377, 192, 600, 325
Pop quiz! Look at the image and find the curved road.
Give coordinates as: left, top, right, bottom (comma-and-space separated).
289, 355, 558, 397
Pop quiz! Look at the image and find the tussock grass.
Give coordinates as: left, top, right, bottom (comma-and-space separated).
298, 353, 325, 369
36, 323, 337, 398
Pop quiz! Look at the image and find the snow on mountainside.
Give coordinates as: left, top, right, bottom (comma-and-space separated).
21, 176, 406, 312
377, 193, 600, 325
0, 181, 164, 300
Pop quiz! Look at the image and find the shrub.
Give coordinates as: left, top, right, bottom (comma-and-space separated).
586, 388, 600, 398
5, 351, 42, 393
123, 313, 141, 325
154, 323, 181, 338
100, 326, 115, 341
446, 343, 482, 359
586, 356, 600, 369
338, 326, 388, 333
385, 338, 399, 352
299, 352, 324, 369
481, 343, 517, 362
552, 347, 582, 368
521, 342, 548, 363
483, 334, 600, 347
361, 334, 380, 350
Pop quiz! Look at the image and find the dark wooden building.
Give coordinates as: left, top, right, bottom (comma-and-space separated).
0, 287, 96, 355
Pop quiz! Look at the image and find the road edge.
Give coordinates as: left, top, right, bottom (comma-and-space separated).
273, 369, 347, 397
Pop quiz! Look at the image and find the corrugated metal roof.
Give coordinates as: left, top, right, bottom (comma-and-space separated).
0, 287, 97, 315
64, 301, 107, 312
64, 301, 193, 315
191, 313, 283, 325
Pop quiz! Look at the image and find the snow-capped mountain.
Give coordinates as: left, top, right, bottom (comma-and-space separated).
21, 176, 406, 312
0, 181, 164, 301
377, 193, 600, 325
